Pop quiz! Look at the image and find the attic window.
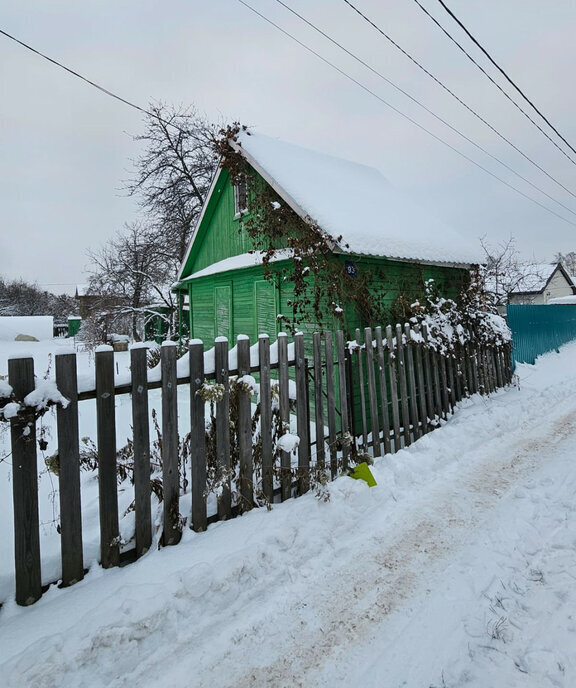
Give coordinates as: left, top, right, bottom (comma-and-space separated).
233, 176, 248, 216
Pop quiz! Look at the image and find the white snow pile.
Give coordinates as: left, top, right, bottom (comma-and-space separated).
236, 132, 482, 266
548, 295, 576, 305
0, 316, 53, 341
1, 341, 576, 686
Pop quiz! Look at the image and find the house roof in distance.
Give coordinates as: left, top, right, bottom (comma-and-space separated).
510, 262, 576, 294
234, 132, 482, 266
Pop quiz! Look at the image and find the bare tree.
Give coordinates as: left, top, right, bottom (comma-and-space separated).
125, 102, 219, 263
87, 222, 175, 341
0, 277, 77, 319
555, 251, 576, 276
480, 236, 544, 306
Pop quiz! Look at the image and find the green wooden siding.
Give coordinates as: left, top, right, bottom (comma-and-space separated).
255, 280, 278, 338
214, 284, 232, 339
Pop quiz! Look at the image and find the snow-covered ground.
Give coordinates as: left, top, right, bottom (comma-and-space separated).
1, 339, 576, 687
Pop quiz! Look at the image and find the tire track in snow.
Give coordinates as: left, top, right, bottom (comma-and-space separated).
224, 409, 576, 688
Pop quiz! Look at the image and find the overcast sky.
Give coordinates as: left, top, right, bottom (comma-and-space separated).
2, 0, 575, 294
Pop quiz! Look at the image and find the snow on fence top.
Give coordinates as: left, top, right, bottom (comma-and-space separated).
236, 132, 482, 266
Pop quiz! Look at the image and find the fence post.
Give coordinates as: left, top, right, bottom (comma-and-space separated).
412, 325, 428, 436
385, 325, 401, 451
215, 337, 231, 519
404, 324, 421, 441
294, 333, 310, 494
237, 336, 254, 512
421, 325, 437, 424
324, 331, 339, 479
161, 343, 180, 546
374, 327, 391, 455
9, 356, 42, 605
446, 355, 456, 410
190, 340, 207, 532
364, 327, 381, 457
395, 324, 411, 446
336, 330, 350, 471
355, 329, 369, 452
312, 333, 326, 470
258, 335, 274, 504
439, 354, 451, 418
95, 346, 119, 569
277, 333, 292, 501
130, 346, 151, 557
55, 351, 84, 585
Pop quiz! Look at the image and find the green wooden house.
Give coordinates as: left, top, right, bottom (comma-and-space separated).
172, 133, 480, 344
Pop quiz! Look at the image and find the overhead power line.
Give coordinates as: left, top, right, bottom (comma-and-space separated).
341, 0, 576, 201
409, 0, 576, 167
236, 0, 576, 227
433, 0, 576, 160
0, 27, 177, 132
3, 16, 576, 228
273, 0, 576, 219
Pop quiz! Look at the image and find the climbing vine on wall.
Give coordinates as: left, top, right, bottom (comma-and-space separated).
213, 125, 394, 333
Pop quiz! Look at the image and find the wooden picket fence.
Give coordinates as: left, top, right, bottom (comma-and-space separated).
5, 323, 512, 606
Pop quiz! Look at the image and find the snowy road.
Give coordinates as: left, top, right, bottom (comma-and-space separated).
1, 343, 576, 687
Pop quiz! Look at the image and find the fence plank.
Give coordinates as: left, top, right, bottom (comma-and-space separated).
355, 329, 369, 451
189, 340, 207, 532
161, 343, 180, 545
374, 327, 391, 455
364, 327, 381, 457
237, 336, 253, 512
440, 354, 451, 417
404, 324, 421, 441
56, 352, 84, 585
421, 325, 436, 425
471, 342, 480, 395
258, 335, 274, 504
324, 331, 338, 478
215, 338, 232, 519
9, 357, 42, 605
385, 325, 401, 452
295, 333, 310, 494
395, 324, 411, 446
95, 347, 120, 569
312, 333, 326, 470
277, 333, 292, 501
412, 326, 428, 436
336, 330, 350, 470
446, 356, 456, 410
130, 346, 151, 558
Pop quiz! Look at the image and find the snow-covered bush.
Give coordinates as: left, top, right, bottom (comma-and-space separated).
408, 273, 511, 355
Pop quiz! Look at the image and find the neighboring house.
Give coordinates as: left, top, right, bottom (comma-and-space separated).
75, 284, 101, 319
172, 133, 480, 343
508, 262, 576, 305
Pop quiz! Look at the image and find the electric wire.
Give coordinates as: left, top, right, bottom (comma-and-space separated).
341, 0, 576, 200
433, 0, 576, 159
2, 17, 576, 227
274, 0, 576, 219
409, 0, 576, 167
0, 27, 178, 133
236, 0, 576, 227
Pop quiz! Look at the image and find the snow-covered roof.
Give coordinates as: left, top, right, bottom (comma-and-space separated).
548, 295, 576, 304
179, 250, 293, 282
233, 132, 481, 266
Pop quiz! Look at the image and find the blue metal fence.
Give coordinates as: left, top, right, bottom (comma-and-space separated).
507, 304, 576, 365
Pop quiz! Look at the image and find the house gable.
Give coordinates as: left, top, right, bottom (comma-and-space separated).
179, 168, 254, 280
